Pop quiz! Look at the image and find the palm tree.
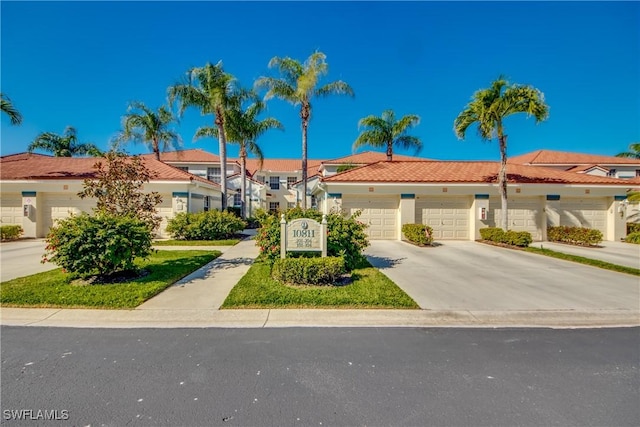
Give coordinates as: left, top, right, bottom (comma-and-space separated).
1, 93, 23, 125
454, 76, 549, 231
168, 62, 236, 210
616, 143, 640, 159
255, 51, 354, 209
353, 110, 422, 161
28, 126, 102, 157
113, 101, 182, 160
195, 91, 283, 218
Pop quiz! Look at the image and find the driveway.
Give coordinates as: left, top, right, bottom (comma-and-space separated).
0, 240, 57, 282
365, 241, 640, 311
530, 241, 639, 270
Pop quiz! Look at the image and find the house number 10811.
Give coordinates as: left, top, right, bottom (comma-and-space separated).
292, 229, 315, 238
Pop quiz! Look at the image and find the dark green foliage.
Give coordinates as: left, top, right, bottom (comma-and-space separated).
225, 206, 242, 217
479, 227, 532, 247
627, 223, 640, 234
547, 226, 603, 246
625, 232, 640, 244
43, 213, 153, 278
401, 223, 433, 245
272, 256, 346, 285
254, 207, 369, 270
0, 225, 23, 241
166, 210, 246, 240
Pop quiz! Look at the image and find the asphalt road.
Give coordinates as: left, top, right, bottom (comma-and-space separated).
1, 327, 638, 427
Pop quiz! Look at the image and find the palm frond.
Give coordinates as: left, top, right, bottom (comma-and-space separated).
0, 93, 23, 125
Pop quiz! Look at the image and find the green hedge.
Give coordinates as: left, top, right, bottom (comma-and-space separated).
479, 227, 532, 247
1, 225, 23, 241
402, 224, 434, 246
166, 210, 246, 240
272, 256, 346, 285
627, 223, 640, 234
625, 232, 640, 244
547, 226, 603, 246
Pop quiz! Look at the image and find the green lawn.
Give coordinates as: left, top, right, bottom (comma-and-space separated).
221, 261, 419, 309
0, 250, 220, 309
153, 239, 240, 246
524, 247, 640, 276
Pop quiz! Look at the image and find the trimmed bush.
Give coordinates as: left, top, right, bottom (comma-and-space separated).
479, 227, 532, 247
547, 226, 603, 246
627, 223, 640, 234
402, 224, 434, 246
1, 225, 23, 241
42, 213, 153, 278
272, 256, 346, 285
166, 210, 246, 240
625, 232, 640, 244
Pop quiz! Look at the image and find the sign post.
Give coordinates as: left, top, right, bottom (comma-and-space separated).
280, 214, 327, 258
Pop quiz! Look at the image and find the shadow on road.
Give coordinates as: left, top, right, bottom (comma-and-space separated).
365, 255, 405, 269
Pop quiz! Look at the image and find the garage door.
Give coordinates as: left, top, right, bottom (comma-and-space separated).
490, 197, 542, 241
416, 197, 470, 240
557, 198, 608, 235
42, 194, 95, 235
342, 196, 398, 240
1, 194, 23, 226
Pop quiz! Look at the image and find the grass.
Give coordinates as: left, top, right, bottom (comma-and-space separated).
153, 239, 240, 246
221, 261, 419, 309
0, 250, 220, 309
524, 247, 640, 276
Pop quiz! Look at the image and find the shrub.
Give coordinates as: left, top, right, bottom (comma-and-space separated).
547, 226, 603, 246
245, 216, 260, 229
479, 227, 532, 247
0, 225, 23, 241
225, 206, 242, 217
402, 224, 434, 246
272, 256, 346, 285
42, 213, 153, 278
625, 232, 640, 244
627, 223, 640, 234
255, 207, 369, 271
166, 210, 246, 240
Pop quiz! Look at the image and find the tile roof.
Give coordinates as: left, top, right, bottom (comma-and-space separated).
141, 149, 224, 163
564, 164, 610, 173
509, 150, 640, 165
322, 151, 425, 165
0, 152, 52, 161
0, 153, 218, 187
322, 161, 632, 185
242, 158, 323, 175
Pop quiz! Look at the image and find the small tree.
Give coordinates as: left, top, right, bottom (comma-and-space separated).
78, 151, 163, 230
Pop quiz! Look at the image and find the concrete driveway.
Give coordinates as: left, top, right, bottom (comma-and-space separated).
530, 241, 639, 269
365, 241, 640, 312
0, 239, 57, 282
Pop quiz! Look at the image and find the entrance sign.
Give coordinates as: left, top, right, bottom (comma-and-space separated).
280, 214, 327, 258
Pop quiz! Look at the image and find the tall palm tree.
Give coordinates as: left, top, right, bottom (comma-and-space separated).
28, 126, 102, 157
113, 101, 182, 160
353, 110, 422, 161
255, 51, 354, 209
454, 76, 549, 230
616, 143, 640, 159
195, 91, 283, 218
168, 61, 236, 210
1, 93, 23, 125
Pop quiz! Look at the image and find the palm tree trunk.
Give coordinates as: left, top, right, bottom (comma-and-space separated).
300, 104, 310, 210
240, 143, 247, 219
216, 111, 228, 211
498, 131, 508, 231
153, 138, 160, 161
386, 141, 393, 161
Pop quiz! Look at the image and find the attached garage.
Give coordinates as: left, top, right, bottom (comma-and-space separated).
416, 196, 471, 240
1, 193, 23, 226
491, 197, 543, 241
342, 195, 398, 240
553, 198, 608, 235
41, 194, 95, 235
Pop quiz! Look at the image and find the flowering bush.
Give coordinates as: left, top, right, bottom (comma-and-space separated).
547, 226, 603, 246
0, 225, 23, 241
166, 210, 246, 240
43, 213, 153, 278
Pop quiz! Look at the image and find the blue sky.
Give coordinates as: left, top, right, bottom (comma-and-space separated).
1, 1, 638, 161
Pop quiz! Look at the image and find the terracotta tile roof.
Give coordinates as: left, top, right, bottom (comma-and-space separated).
141, 149, 224, 163
509, 150, 640, 165
564, 164, 610, 173
0, 152, 52, 161
322, 161, 632, 185
243, 158, 323, 175
322, 151, 425, 165
0, 153, 218, 187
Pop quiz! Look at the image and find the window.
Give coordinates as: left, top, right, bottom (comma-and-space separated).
287, 202, 296, 209
256, 175, 265, 184
311, 195, 318, 209
636, 169, 640, 177
177, 166, 189, 172
207, 167, 221, 183
204, 196, 210, 212
233, 193, 242, 207
269, 176, 280, 190
287, 176, 297, 189
269, 202, 280, 214
607, 168, 617, 177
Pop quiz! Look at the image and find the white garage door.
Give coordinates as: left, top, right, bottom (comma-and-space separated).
491, 197, 542, 241
1, 194, 23, 226
42, 194, 95, 234
416, 197, 470, 240
342, 196, 398, 240
557, 198, 608, 235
